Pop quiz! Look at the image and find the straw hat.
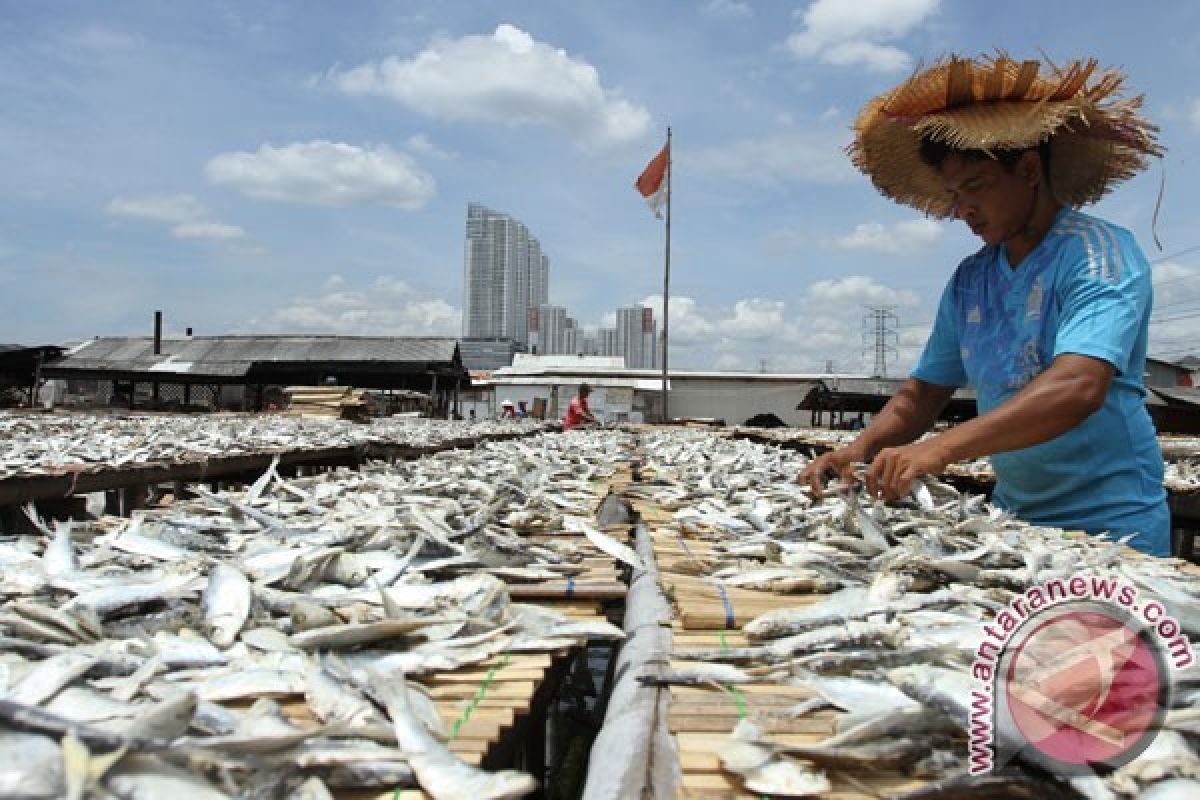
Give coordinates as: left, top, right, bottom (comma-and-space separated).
849, 54, 1163, 218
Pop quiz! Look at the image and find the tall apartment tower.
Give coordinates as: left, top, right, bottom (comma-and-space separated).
528, 304, 570, 355
615, 305, 657, 369
463, 203, 550, 341
598, 328, 619, 359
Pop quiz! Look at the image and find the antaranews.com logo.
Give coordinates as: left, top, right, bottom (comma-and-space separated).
968, 573, 1194, 776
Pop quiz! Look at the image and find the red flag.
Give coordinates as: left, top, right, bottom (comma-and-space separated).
635, 142, 669, 219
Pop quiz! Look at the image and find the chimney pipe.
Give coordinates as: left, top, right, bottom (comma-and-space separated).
154, 310, 163, 355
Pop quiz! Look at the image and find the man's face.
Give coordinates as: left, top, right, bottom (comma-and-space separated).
938, 152, 1037, 247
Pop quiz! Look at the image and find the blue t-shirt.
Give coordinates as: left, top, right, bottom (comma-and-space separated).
913, 207, 1169, 556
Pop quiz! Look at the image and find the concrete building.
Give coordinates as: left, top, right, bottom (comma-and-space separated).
464, 355, 862, 424
43, 335, 469, 413
563, 319, 579, 356
615, 306, 657, 369
598, 328, 619, 358
462, 203, 550, 343
1145, 356, 1195, 388
528, 305, 570, 355
459, 337, 525, 371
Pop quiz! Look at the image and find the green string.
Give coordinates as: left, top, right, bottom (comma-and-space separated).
716, 630, 749, 721
718, 629, 768, 800
450, 652, 512, 740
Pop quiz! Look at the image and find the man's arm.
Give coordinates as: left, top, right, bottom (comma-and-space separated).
852, 378, 957, 460
866, 353, 1112, 499
800, 378, 954, 494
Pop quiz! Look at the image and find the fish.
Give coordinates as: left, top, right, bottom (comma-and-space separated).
290, 617, 448, 651
717, 720, 830, 797
372, 668, 537, 799
6, 651, 97, 706
200, 564, 252, 648
0, 731, 66, 799
563, 516, 645, 571
104, 754, 234, 799
304, 661, 389, 730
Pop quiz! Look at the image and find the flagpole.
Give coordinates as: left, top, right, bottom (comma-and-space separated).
661, 126, 672, 424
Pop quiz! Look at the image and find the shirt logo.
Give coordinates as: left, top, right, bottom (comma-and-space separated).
968, 306, 982, 325
1026, 278, 1044, 321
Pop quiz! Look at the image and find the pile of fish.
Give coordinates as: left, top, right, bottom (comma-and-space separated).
0, 411, 545, 478
0, 431, 632, 798
633, 431, 1200, 799
1164, 459, 1200, 493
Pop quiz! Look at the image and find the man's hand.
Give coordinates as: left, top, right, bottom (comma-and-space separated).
799, 445, 867, 498
865, 439, 950, 501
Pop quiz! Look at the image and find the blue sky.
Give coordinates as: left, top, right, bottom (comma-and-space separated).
3, 0, 1200, 373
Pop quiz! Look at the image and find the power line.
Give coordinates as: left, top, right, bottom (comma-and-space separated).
1151, 244, 1200, 265
1149, 308, 1200, 326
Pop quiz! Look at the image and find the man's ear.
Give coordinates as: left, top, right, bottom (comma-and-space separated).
1020, 149, 1043, 187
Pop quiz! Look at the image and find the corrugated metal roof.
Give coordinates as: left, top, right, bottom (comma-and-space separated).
1151, 387, 1200, 408
45, 336, 461, 378
511, 354, 625, 369
488, 374, 669, 391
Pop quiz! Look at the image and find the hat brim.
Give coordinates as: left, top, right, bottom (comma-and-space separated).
849, 55, 1162, 217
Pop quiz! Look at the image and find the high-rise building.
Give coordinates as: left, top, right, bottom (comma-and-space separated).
463, 203, 550, 342
615, 305, 657, 368
528, 304, 571, 355
564, 318, 579, 356
598, 328, 620, 359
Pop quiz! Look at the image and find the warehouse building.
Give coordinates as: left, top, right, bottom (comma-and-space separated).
42, 335, 468, 413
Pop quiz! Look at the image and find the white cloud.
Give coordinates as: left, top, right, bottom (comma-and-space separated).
404, 134, 455, 160
805, 275, 920, 308
171, 221, 245, 240
1149, 261, 1200, 359
107, 193, 247, 243
206, 141, 435, 209
107, 193, 208, 224
827, 218, 944, 254
689, 130, 856, 185
638, 275, 926, 373
255, 274, 460, 336
787, 0, 940, 73
719, 299, 788, 341
333, 24, 651, 149
702, 0, 754, 18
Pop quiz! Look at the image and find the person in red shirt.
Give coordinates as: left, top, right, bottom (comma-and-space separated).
563, 383, 597, 431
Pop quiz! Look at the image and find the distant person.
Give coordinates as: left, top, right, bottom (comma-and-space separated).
469, 409, 477, 422
517, 400, 529, 418
563, 384, 597, 431
800, 54, 1168, 556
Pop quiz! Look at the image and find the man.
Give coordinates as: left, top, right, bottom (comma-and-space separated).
563, 383, 597, 431
801, 55, 1169, 556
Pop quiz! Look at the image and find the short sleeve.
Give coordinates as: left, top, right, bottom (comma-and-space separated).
912, 278, 968, 388
1052, 226, 1150, 375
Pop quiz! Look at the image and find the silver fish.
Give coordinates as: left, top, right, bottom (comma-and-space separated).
201, 564, 252, 648
372, 668, 537, 799
0, 731, 66, 799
